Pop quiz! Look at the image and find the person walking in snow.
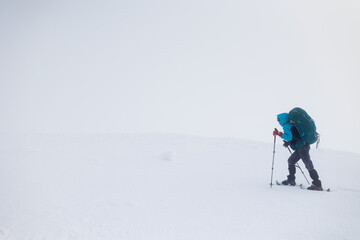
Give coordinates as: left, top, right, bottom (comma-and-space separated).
273, 111, 323, 191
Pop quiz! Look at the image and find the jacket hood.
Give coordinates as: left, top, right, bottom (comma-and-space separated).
277, 113, 289, 126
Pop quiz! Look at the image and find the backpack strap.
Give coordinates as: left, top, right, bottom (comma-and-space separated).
316, 133, 320, 149
287, 122, 306, 147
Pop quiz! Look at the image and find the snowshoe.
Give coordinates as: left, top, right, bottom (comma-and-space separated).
281, 179, 296, 186
307, 185, 323, 191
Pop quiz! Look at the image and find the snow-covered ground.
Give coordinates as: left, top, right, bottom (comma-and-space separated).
0, 133, 359, 240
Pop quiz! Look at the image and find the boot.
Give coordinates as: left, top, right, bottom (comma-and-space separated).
308, 169, 322, 191
281, 174, 296, 186
308, 169, 323, 191
307, 182, 323, 191
282, 165, 296, 186
281, 179, 296, 186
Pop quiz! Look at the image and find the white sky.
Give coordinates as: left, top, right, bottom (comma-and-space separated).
1, 0, 360, 153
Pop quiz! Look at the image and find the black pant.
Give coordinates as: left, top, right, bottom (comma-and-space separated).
288, 144, 314, 170
287, 144, 321, 186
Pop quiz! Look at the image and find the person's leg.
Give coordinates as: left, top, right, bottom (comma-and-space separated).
299, 145, 322, 188
282, 150, 300, 185
288, 150, 301, 180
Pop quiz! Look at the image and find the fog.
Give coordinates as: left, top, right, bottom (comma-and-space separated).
1, 0, 360, 153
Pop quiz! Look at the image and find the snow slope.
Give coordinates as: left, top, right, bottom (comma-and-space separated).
0, 133, 359, 240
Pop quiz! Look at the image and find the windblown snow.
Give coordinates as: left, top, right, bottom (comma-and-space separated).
1, 133, 359, 240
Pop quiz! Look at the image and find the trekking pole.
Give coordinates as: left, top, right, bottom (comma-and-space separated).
286, 146, 310, 185
270, 128, 277, 188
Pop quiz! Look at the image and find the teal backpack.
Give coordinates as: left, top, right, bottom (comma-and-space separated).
288, 107, 320, 148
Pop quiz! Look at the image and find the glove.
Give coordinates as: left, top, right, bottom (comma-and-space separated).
283, 140, 290, 147
273, 129, 283, 137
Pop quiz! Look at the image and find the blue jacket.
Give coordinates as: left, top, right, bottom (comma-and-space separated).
277, 113, 293, 142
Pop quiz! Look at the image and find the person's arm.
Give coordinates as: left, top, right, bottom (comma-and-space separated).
280, 123, 293, 142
